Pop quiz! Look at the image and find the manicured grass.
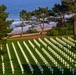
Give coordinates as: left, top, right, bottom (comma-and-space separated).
0, 36, 76, 75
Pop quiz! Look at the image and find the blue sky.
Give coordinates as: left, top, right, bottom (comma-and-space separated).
0, 0, 61, 19
0, 0, 61, 11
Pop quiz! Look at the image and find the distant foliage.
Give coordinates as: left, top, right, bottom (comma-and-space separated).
26, 29, 37, 34
48, 18, 74, 36
50, 29, 59, 36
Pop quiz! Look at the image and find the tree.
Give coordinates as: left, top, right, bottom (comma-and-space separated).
52, 2, 69, 27
62, 0, 76, 35
38, 7, 49, 35
19, 21, 24, 36
32, 7, 49, 34
20, 10, 31, 36
0, 5, 13, 55
20, 10, 27, 21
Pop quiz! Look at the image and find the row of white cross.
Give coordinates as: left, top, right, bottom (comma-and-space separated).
34, 48, 54, 74
44, 38, 75, 74
42, 47, 64, 74
24, 41, 44, 74
38, 38, 47, 47
68, 37, 75, 42
1, 47, 5, 74
17, 41, 34, 74
6, 44, 15, 74
12, 43, 24, 74
62, 37, 75, 47
28, 38, 75, 74
48, 46, 75, 74
56, 37, 76, 58
56, 37, 66, 46
50, 38, 75, 62
29, 40, 54, 74
39, 37, 76, 74
33, 39, 40, 47
56, 37, 74, 49
1, 37, 76, 74
39, 38, 67, 74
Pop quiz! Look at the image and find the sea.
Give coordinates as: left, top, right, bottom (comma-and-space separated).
0, 0, 61, 34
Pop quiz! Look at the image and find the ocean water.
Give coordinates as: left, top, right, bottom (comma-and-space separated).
0, 0, 61, 20
0, 0, 61, 34
0, 0, 72, 34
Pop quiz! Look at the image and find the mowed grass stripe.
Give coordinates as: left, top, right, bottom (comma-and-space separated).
43, 38, 76, 74
3, 46, 12, 74
34, 39, 62, 67
22, 41, 42, 74
28, 39, 55, 74
0, 37, 76, 75
43, 38, 72, 67
29, 40, 53, 75
12, 41, 26, 64
45, 38, 75, 74
16, 41, 33, 74
29, 40, 45, 65
0, 57, 2, 73
33, 39, 54, 66
49, 38, 76, 63
34, 39, 63, 75
37, 38, 66, 74
38, 39, 56, 65
55, 38, 76, 60
7, 43, 21, 73
18, 41, 35, 64
13, 41, 32, 75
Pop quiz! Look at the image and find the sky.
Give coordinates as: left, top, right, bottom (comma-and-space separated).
0, 0, 61, 19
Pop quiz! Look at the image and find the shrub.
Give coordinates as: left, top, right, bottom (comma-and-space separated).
47, 27, 73, 36
26, 29, 37, 34
50, 29, 59, 36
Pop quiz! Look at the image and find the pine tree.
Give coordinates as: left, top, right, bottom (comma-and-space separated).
62, 0, 76, 35
0, 5, 13, 55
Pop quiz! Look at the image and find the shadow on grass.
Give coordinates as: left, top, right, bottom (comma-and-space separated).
22, 64, 74, 75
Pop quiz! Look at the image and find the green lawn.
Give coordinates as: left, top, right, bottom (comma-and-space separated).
0, 36, 76, 75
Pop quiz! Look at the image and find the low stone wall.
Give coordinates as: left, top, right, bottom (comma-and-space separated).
9, 32, 46, 39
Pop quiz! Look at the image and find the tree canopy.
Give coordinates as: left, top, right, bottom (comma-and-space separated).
20, 10, 31, 21
20, 10, 32, 36
52, 2, 69, 27
62, 0, 76, 35
31, 7, 52, 34
0, 5, 13, 55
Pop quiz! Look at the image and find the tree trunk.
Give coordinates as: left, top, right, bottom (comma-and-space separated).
62, 13, 65, 27
74, 17, 76, 35
40, 28, 44, 35
20, 21, 24, 37
21, 26, 23, 37
40, 18, 44, 35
